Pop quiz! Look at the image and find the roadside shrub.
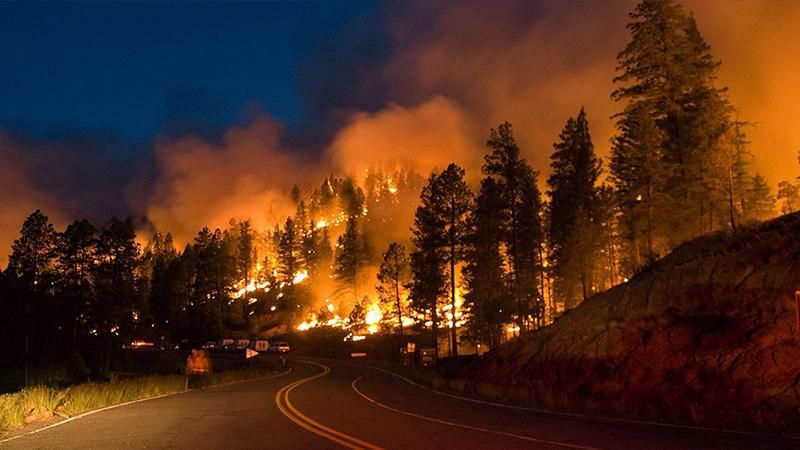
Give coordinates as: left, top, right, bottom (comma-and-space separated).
17, 386, 65, 418
0, 394, 24, 429
0, 365, 278, 433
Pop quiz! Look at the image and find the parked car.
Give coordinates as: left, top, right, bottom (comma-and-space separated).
251, 340, 270, 352
269, 341, 290, 353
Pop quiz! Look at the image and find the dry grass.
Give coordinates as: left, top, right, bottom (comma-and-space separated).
0, 367, 277, 433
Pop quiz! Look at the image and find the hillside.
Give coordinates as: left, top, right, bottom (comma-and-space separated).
460, 213, 800, 432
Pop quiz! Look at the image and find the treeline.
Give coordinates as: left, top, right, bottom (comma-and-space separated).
0, 170, 423, 386
375, 0, 783, 354
0, 0, 792, 381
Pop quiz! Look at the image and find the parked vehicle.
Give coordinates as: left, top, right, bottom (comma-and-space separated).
269, 341, 290, 353
251, 340, 270, 352
218, 338, 235, 350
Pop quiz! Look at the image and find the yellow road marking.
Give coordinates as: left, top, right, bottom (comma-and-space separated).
276, 361, 383, 450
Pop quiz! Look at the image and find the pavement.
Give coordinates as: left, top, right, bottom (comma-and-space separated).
2, 358, 798, 449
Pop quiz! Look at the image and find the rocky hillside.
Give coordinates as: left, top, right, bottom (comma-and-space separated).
461, 213, 800, 432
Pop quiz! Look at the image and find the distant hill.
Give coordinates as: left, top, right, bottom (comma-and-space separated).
460, 213, 800, 432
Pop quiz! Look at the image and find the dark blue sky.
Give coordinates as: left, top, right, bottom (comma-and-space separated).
0, 1, 376, 139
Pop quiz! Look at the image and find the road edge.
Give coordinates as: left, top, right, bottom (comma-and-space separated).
0, 367, 292, 445
358, 361, 800, 443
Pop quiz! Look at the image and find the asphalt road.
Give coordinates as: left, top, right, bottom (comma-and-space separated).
3, 359, 798, 449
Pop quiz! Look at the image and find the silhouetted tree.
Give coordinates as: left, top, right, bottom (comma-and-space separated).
434, 164, 472, 356
548, 108, 602, 307
92, 217, 141, 375
8, 210, 57, 385
376, 242, 409, 338
463, 178, 511, 347
483, 122, 544, 332
410, 174, 447, 358
57, 219, 97, 354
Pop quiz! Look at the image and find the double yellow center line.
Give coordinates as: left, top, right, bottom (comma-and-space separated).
275, 361, 383, 450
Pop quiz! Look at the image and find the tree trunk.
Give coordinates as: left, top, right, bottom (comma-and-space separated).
646, 180, 653, 260
394, 276, 403, 340
727, 159, 737, 231
537, 246, 546, 326
242, 271, 249, 322
580, 269, 589, 304
72, 316, 80, 355
450, 239, 458, 358
24, 294, 30, 387
431, 308, 439, 360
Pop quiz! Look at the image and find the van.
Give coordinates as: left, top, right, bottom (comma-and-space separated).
252, 340, 269, 352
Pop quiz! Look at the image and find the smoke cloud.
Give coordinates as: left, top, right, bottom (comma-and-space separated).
326, 96, 483, 181
0, 135, 65, 266
1, 0, 799, 261
142, 117, 317, 246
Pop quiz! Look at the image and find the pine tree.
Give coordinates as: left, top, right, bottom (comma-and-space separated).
434, 164, 472, 356
613, 0, 737, 245
410, 173, 447, 358
192, 228, 225, 334
483, 122, 544, 332
463, 178, 510, 347
149, 232, 178, 331
277, 217, 301, 282
743, 174, 775, 221
376, 242, 410, 338
548, 109, 602, 308
93, 217, 141, 374
610, 105, 663, 270
9, 210, 56, 287
57, 219, 97, 354
236, 220, 256, 320
8, 210, 57, 386
333, 216, 365, 303
317, 227, 334, 280
303, 220, 319, 279
339, 177, 366, 218
777, 181, 799, 214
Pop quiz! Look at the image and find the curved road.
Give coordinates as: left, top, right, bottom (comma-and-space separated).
3, 359, 796, 449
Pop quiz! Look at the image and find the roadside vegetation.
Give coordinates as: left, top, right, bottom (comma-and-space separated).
0, 365, 279, 434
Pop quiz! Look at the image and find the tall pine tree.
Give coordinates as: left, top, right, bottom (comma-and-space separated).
548, 108, 602, 308
483, 122, 544, 332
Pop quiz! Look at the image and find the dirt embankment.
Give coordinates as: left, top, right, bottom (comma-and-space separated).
460, 213, 800, 432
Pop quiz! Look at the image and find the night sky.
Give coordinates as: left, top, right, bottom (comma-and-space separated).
0, 1, 376, 139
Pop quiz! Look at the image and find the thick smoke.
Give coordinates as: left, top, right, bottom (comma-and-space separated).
688, 0, 800, 183
0, 130, 135, 266
326, 96, 483, 181
316, 0, 800, 184
0, 134, 66, 266
1, 0, 798, 261
143, 117, 317, 245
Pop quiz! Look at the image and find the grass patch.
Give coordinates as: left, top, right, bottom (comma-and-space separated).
60, 375, 186, 416
0, 366, 279, 434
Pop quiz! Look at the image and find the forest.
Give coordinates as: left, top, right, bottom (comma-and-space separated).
1, 0, 796, 388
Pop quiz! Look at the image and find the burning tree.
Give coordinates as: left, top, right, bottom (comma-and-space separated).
376, 242, 410, 338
